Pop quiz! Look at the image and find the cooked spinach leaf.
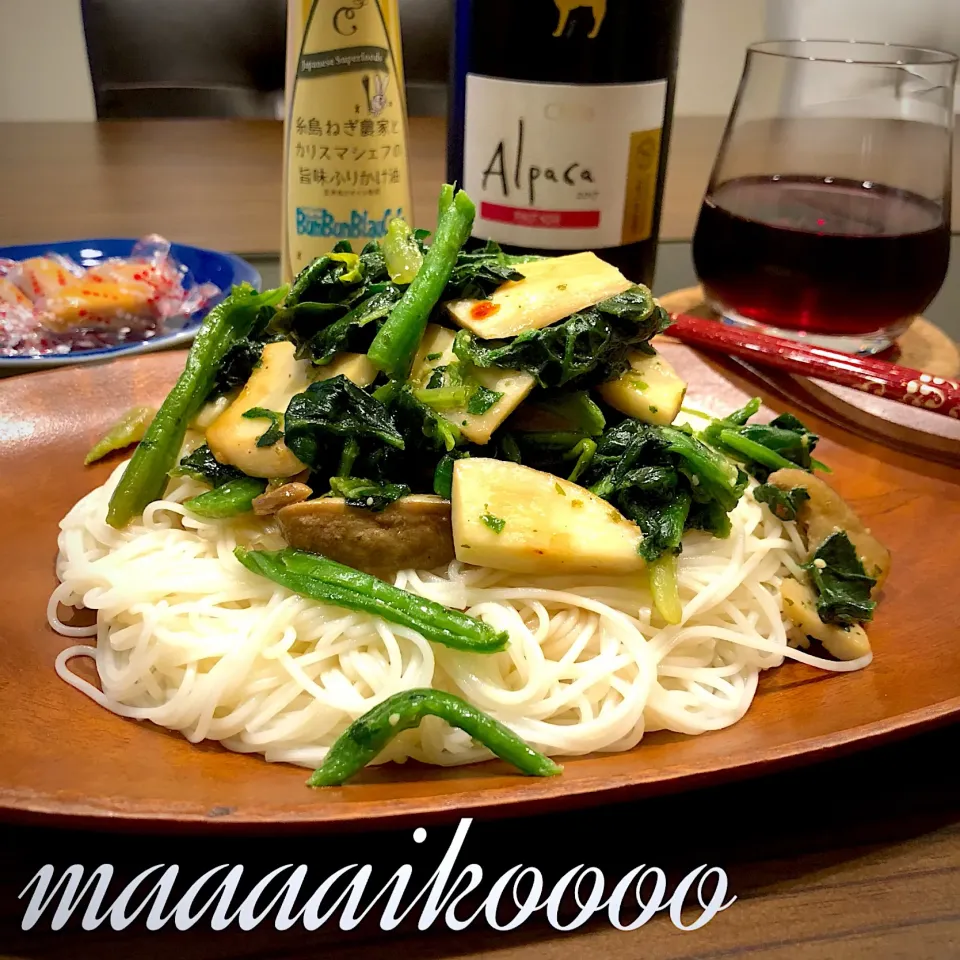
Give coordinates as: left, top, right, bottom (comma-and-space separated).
301, 286, 402, 364
572, 404, 820, 565
241, 407, 283, 447
386, 382, 461, 454
687, 498, 733, 541
267, 301, 346, 347
466, 385, 503, 415
547, 391, 606, 435
579, 419, 747, 563
803, 531, 877, 626
441, 240, 534, 301
754, 483, 810, 521
211, 339, 264, 397
284, 375, 404, 470
498, 433, 522, 463
207, 300, 288, 395
453, 287, 671, 390
287, 253, 364, 306
432, 450, 470, 498
204, 297, 284, 401
634, 490, 692, 563
504, 430, 591, 474
358, 239, 390, 285
659, 426, 747, 513
328, 476, 410, 512
268, 241, 401, 363
171, 444, 246, 487
425, 365, 447, 390
492, 392, 604, 481
700, 401, 820, 482
320, 382, 468, 498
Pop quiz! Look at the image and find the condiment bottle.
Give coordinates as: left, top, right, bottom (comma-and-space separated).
282, 0, 413, 282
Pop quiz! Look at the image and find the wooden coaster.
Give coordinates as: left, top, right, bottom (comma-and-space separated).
656, 285, 960, 463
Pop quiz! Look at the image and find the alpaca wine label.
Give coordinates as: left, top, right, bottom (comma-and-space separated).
282, 0, 412, 283
463, 77, 666, 249
448, 0, 683, 284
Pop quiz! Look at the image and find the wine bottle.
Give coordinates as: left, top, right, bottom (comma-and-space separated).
447, 0, 683, 285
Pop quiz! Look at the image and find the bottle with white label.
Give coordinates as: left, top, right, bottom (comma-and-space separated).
447, 0, 683, 285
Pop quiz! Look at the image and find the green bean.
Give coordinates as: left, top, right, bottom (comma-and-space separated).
85, 406, 155, 464
437, 182, 454, 219
184, 477, 267, 519
366, 186, 476, 379
234, 546, 508, 654
105, 283, 287, 528
307, 689, 562, 786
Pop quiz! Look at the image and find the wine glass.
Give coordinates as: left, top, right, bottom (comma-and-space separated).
692, 40, 958, 354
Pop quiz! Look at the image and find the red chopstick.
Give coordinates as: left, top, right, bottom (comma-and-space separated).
666, 312, 960, 419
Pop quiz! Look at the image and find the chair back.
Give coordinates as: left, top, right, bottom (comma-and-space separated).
81, 0, 286, 119
400, 0, 451, 116
81, 0, 450, 119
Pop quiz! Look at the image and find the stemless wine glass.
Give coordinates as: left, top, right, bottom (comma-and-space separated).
692, 40, 958, 354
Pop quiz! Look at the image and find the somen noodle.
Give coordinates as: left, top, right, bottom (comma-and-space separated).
49, 454, 870, 771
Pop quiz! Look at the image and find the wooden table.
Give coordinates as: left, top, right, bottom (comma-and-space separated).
0, 116, 958, 960
4, 117, 955, 252
1, 724, 957, 958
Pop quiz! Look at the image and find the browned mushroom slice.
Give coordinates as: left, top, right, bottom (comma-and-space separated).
276, 495, 455, 579
252, 482, 313, 516
765, 468, 891, 591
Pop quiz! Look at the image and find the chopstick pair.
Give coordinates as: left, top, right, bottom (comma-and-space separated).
665, 312, 960, 420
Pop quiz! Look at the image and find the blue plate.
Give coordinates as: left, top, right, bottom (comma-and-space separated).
0, 238, 261, 371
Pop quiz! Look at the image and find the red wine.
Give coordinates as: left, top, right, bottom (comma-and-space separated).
447, 0, 683, 286
692, 175, 950, 335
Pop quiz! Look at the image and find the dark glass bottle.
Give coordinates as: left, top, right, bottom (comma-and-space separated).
447, 0, 684, 286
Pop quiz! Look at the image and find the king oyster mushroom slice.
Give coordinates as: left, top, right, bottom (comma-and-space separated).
276, 495, 455, 580
766, 468, 891, 590
780, 577, 871, 661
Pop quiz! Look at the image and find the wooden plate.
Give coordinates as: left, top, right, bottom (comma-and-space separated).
656, 286, 960, 465
1, 348, 958, 833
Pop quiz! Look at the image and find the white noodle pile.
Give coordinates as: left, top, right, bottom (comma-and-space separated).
50, 461, 871, 770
